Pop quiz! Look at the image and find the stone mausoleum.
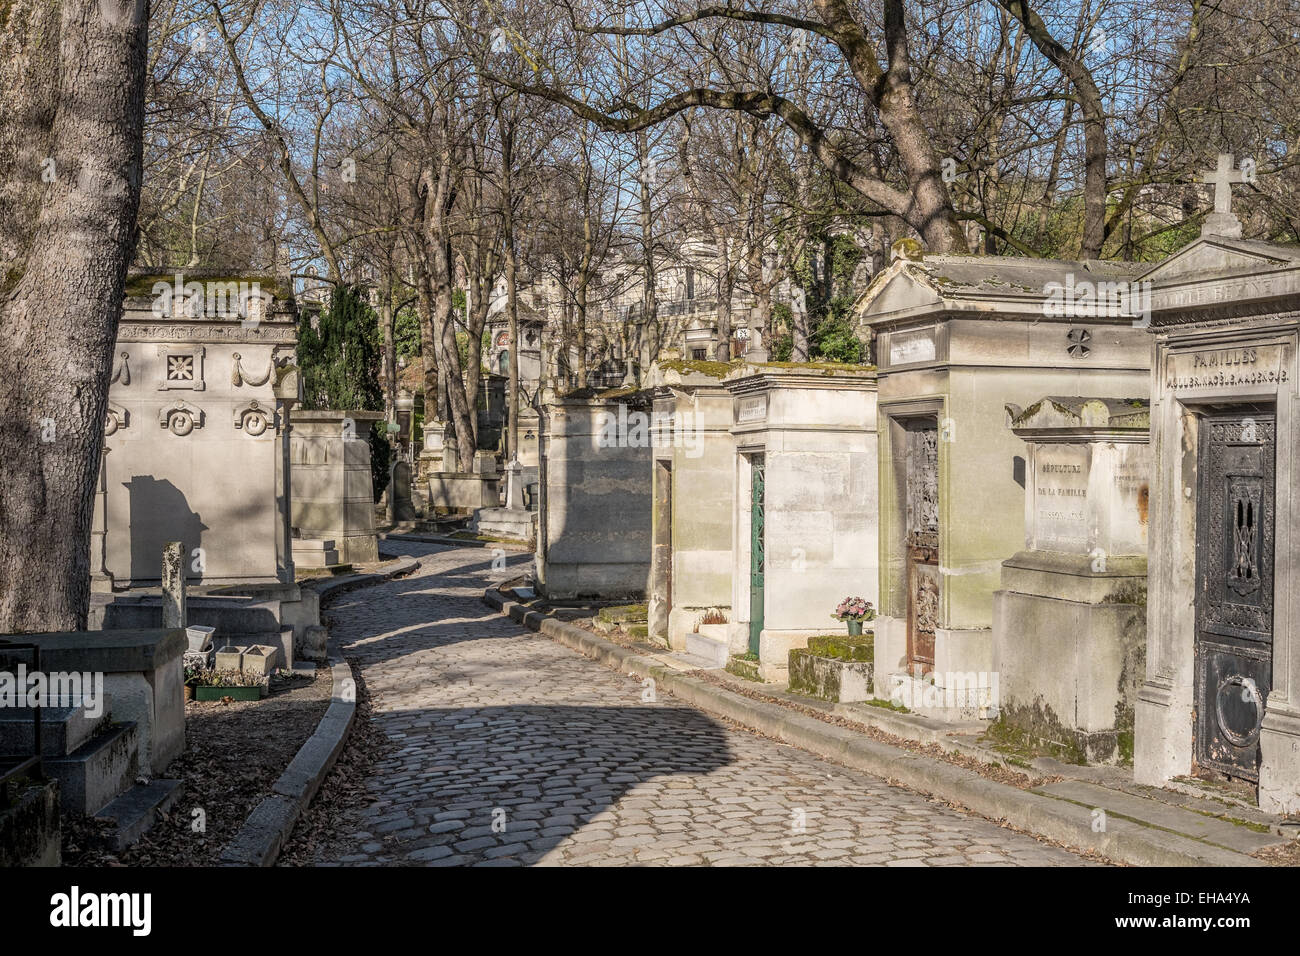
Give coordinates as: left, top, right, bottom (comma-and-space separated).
723, 363, 879, 683
1135, 183, 1300, 813
993, 397, 1150, 761
645, 360, 737, 654
92, 270, 299, 588
854, 246, 1151, 714
89, 270, 317, 665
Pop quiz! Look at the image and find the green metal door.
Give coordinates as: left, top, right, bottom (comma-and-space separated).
748, 455, 765, 655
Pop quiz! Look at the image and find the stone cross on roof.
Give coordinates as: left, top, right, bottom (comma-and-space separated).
1198, 152, 1247, 239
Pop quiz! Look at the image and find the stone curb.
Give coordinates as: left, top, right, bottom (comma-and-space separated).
385, 532, 531, 551
302, 555, 420, 599
218, 562, 413, 866
483, 588, 1261, 868
220, 656, 356, 866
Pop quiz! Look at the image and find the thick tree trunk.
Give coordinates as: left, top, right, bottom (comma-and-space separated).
0, 0, 149, 632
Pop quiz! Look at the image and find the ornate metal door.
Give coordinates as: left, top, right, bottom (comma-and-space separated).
749, 455, 765, 656
1195, 411, 1276, 782
905, 424, 940, 674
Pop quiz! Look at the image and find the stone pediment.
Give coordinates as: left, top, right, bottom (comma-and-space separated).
1008, 396, 1150, 436
855, 253, 1144, 327
1141, 238, 1300, 285
855, 266, 945, 319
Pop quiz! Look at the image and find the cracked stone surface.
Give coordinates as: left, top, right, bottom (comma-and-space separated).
303, 543, 1093, 867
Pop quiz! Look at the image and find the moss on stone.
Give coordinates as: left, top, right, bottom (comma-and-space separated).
1103, 580, 1148, 606
725, 654, 763, 682
657, 359, 738, 378
863, 697, 910, 714
596, 603, 648, 624
752, 360, 876, 374
806, 633, 874, 662
123, 271, 290, 300
983, 710, 1089, 765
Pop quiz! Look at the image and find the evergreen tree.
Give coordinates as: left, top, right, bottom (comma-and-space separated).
297, 284, 392, 500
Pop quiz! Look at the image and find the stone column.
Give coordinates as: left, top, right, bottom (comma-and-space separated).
90, 447, 115, 593
161, 541, 187, 629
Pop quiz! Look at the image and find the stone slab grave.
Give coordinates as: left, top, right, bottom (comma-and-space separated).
788, 634, 876, 703
428, 436, 501, 512
290, 409, 382, 564
0, 628, 185, 817
724, 362, 879, 683
470, 456, 537, 542
534, 389, 653, 601
645, 360, 738, 652
1133, 160, 1300, 813
853, 241, 1152, 713
992, 397, 1150, 763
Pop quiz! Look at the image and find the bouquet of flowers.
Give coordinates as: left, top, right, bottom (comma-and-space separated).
832, 596, 875, 622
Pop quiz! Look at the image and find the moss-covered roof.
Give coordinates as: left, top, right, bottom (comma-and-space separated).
124, 270, 293, 301
656, 358, 740, 379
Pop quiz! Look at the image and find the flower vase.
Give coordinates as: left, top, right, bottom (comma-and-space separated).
847, 620, 863, 637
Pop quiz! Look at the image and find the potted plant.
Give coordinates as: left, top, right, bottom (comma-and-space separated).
832, 596, 875, 636
183, 664, 203, 702
191, 667, 269, 702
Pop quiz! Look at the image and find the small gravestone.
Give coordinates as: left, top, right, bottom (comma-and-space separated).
161, 541, 186, 629
391, 460, 416, 521
504, 456, 525, 510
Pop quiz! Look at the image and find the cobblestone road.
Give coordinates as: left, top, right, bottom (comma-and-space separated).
308, 543, 1089, 866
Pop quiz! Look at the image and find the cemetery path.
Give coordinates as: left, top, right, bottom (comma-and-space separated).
302, 543, 1093, 866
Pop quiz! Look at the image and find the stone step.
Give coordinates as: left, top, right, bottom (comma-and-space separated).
1033, 779, 1289, 855
0, 704, 112, 757
684, 631, 729, 668
886, 672, 998, 721
292, 539, 342, 568
93, 778, 183, 850
45, 721, 140, 815
660, 651, 723, 671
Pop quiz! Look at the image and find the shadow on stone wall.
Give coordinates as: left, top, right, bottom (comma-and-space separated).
125, 476, 208, 582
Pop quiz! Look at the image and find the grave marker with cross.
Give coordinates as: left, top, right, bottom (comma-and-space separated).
1199, 152, 1247, 238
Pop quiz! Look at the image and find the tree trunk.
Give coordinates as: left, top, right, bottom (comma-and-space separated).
715, 253, 734, 361
0, 0, 149, 632
415, 262, 440, 420
996, 0, 1107, 257
381, 272, 397, 423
